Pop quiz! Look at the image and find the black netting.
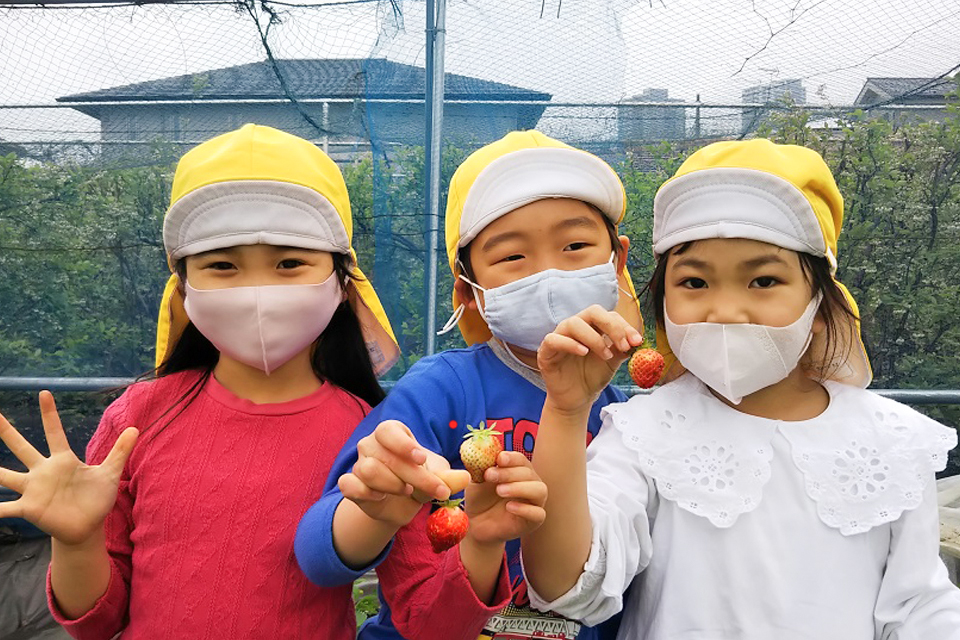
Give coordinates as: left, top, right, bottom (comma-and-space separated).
1, 3, 959, 465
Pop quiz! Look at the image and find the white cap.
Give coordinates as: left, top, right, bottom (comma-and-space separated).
653, 167, 830, 264
458, 147, 625, 248
163, 180, 351, 261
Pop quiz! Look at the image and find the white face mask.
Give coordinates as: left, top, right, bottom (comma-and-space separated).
664, 294, 821, 404
183, 273, 343, 374
447, 255, 621, 352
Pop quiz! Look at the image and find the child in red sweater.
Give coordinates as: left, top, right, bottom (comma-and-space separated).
0, 124, 400, 640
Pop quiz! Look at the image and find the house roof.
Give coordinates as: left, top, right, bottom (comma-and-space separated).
854, 76, 955, 106
57, 58, 552, 104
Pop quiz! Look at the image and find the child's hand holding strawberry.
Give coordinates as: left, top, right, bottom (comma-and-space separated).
463, 451, 547, 545
538, 304, 644, 416
523, 305, 643, 599
338, 420, 470, 528
457, 451, 548, 603
333, 420, 470, 569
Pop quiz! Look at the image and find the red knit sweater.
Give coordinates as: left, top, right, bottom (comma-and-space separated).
47, 370, 369, 640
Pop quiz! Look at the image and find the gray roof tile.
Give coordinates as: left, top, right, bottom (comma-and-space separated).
58, 58, 551, 102
856, 77, 954, 104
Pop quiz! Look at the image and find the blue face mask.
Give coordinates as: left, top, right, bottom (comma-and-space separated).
446, 255, 620, 352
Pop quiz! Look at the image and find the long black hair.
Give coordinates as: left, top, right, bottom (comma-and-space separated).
138, 252, 386, 437
159, 253, 385, 405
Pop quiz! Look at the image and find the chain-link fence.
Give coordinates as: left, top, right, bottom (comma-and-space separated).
2, 1, 960, 631
2, 0, 960, 440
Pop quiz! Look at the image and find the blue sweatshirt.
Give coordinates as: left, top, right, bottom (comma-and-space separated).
295, 343, 626, 640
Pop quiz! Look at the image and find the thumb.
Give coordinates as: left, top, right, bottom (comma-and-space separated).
422, 450, 452, 474
437, 469, 470, 495
101, 427, 139, 476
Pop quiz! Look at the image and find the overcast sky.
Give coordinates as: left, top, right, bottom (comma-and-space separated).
2, 0, 959, 141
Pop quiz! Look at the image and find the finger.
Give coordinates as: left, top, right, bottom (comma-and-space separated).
363, 441, 450, 501
578, 306, 644, 351
373, 421, 429, 465
339, 473, 387, 503
494, 451, 533, 469
0, 467, 27, 494
505, 501, 547, 524
555, 315, 612, 359
38, 391, 71, 454
436, 469, 470, 495
485, 464, 538, 486
409, 488, 435, 504
422, 450, 453, 474
351, 457, 411, 496
538, 332, 590, 363
101, 428, 139, 475
0, 411, 43, 469
0, 499, 24, 520
368, 426, 451, 501
496, 480, 548, 505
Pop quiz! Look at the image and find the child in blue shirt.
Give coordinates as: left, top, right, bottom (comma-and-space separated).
295, 130, 645, 640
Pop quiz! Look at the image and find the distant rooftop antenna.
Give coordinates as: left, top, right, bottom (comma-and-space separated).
759, 67, 780, 85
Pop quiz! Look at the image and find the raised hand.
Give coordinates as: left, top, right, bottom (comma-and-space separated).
538, 305, 645, 416
0, 391, 138, 545
462, 451, 547, 546
338, 420, 470, 529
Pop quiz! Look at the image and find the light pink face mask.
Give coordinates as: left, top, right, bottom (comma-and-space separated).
183, 273, 343, 374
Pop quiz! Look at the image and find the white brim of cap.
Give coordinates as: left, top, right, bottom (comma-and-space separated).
458, 147, 624, 248
653, 167, 827, 258
164, 181, 351, 260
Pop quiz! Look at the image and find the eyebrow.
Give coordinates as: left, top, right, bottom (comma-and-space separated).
193, 248, 236, 259
672, 253, 790, 271
480, 230, 526, 254
741, 254, 790, 269
671, 256, 711, 271
195, 245, 317, 258
553, 215, 601, 233
480, 215, 601, 254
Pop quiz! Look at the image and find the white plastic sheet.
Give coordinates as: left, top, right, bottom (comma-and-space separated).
939, 476, 960, 586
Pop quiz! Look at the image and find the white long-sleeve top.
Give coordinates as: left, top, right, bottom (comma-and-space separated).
527, 374, 960, 640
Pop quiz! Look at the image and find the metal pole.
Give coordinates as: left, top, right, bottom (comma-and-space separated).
423, 0, 446, 356
694, 93, 701, 139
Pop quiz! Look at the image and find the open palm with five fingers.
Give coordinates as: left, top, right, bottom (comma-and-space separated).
0, 391, 138, 546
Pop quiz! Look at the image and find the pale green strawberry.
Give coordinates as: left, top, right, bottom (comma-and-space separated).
459, 421, 503, 483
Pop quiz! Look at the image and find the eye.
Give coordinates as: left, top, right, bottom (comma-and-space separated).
278, 258, 307, 269
751, 276, 780, 289
204, 261, 235, 271
680, 277, 707, 289
564, 241, 590, 251
500, 254, 524, 263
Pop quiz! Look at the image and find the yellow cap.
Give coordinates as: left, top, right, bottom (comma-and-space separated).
653, 138, 871, 387
444, 130, 642, 345
156, 123, 399, 376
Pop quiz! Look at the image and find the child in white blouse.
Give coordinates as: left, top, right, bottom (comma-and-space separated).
521, 139, 960, 639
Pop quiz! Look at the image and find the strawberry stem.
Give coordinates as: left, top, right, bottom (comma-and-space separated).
462, 421, 502, 441
432, 498, 465, 509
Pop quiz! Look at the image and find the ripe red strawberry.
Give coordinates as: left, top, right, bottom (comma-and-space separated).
460, 422, 503, 483
628, 348, 665, 389
426, 499, 469, 553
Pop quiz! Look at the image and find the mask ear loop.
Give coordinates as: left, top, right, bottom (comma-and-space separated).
609, 249, 636, 301
437, 303, 465, 336
436, 263, 487, 336
499, 340, 541, 372
798, 291, 825, 357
